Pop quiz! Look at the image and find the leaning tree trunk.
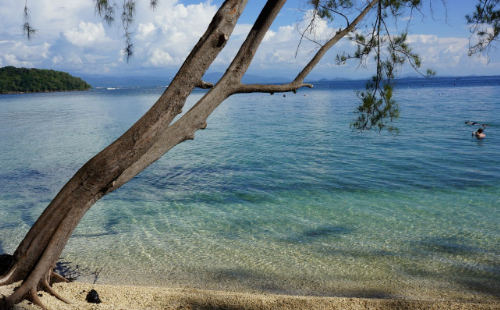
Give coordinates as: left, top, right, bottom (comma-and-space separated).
0, 0, 378, 308
0, 0, 249, 308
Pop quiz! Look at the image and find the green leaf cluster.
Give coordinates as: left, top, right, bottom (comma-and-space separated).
309, 0, 438, 134
466, 0, 500, 56
308, 0, 354, 22
0, 66, 91, 94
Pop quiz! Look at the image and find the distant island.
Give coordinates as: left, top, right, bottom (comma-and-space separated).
0, 66, 91, 94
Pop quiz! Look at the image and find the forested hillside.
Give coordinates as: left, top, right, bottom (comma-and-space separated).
0, 66, 91, 94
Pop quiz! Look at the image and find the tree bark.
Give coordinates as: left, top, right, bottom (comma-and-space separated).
0, 0, 248, 308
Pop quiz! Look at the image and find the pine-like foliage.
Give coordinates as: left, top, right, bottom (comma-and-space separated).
466, 0, 500, 56
308, 0, 437, 133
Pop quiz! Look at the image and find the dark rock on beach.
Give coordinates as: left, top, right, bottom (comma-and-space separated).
86, 289, 102, 304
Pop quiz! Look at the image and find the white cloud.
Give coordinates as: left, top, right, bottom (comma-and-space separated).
52, 55, 63, 65
0, 0, 97, 41
150, 2, 218, 57
274, 25, 296, 43
66, 53, 83, 65
63, 22, 111, 48
407, 34, 440, 45
408, 34, 470, 68
263, 30, 276, 42
0, 41, 51, 68
2, 54, 33, 67
233, 24, 253, 38
136, 23, 156, 40
295, 10, 334, 42
144, 48, 175, 67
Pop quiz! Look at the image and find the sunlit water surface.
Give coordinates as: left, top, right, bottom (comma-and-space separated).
1, 76, 499, 301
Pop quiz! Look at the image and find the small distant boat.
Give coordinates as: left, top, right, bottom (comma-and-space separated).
107, 87, 116, 90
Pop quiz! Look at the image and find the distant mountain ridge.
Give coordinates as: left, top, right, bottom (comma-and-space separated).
317, 77, 351, 82
78, 73, 500, 88
81, 76, 171, 88
82, 73, 294, 88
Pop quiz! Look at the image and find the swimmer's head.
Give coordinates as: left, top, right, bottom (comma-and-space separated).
477, 128, 483, 133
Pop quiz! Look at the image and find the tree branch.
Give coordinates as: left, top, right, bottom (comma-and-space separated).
195, 80, 214, 89
319, 4, 351, 27
235, 82, 313, 94
110, 1, 381, 191
295, 10, 320, 58
293, 0, 379, 84
111, 1, 381, 190
23, 0, 37, 40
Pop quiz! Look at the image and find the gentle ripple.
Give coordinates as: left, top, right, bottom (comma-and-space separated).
0, 76, 499, 301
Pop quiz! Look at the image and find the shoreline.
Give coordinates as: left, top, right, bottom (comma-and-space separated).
2, 282, 499, 310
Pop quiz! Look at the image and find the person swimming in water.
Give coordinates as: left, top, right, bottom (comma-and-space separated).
465, 121, 478, 125
472, 128, 486, 139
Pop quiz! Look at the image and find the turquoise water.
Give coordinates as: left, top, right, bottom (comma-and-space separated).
0, 77, 499, 301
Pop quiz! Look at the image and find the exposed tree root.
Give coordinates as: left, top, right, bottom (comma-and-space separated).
27, 288, 47, 310
42, 280, 70, 304
1, 279, 70, 310
50, 272, 69, 284
0, 268, 72, 310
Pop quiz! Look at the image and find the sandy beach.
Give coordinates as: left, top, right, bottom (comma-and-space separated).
1, 281, 498, 310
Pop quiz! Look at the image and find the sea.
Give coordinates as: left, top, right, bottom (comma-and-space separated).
0, 76, 499, 302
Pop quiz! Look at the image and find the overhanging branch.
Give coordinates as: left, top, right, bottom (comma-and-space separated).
293, 0, 379, 83
235, 82, 313, 94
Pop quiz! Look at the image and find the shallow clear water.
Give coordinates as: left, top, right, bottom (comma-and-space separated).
1, 77, 499, 301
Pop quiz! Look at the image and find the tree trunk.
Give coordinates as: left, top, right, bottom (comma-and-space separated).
0, 0, 248, 308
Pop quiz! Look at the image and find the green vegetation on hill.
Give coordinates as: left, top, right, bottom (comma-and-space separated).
0, 66, 91, 94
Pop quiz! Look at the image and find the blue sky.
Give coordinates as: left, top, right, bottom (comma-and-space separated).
0, 0, 498, 80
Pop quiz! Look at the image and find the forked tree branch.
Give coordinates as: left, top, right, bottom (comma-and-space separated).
234, 0, 379, 95
112, 0, 380, 189
294, 0, 379, 83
